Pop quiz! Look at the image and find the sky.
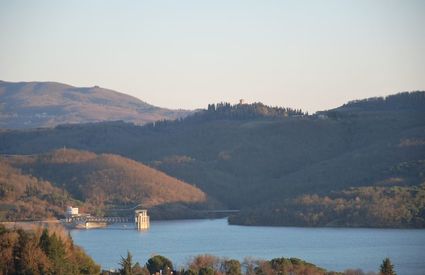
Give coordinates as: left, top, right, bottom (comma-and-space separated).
1, 0, 424, 112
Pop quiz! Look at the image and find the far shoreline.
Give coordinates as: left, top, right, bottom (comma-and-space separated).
3, 217, 425, 231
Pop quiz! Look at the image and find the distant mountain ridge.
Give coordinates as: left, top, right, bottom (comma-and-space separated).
0, 80, 191, 128
339, 91, 425, 111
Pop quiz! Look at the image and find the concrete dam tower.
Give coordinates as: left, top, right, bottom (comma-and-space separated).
135, 209, 150, 230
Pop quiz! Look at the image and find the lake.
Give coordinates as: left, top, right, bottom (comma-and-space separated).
70, 218, 425, 274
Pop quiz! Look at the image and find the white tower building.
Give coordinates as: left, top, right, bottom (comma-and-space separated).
135, 209, 150, 230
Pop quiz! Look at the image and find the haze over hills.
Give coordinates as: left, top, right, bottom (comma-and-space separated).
0, 80, 191, 129
1, 91, 424, 227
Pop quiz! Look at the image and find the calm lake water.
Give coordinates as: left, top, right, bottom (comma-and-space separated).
70, 219, 425, 275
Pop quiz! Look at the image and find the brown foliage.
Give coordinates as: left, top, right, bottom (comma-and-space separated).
2, 149, 207, 220
188, 254, 221, 273
0, 224, 100, 275
0, 161, 74, 221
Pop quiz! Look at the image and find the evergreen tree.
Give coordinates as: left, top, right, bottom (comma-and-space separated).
146, 255, 173, 275
119, 251, 134, 275
48, 233, 68, 274
13, 229, 30, 274
380, 258, 396, 275
39, 228, 50, 254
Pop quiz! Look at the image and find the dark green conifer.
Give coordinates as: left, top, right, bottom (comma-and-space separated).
380, 258, 396, 275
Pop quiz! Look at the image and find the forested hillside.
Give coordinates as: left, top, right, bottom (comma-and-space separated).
0, 225, 100, 274
0, 161, 75, 220
230, 183, 425, 227
1, 149, 208, 220
1, 92, 424, 227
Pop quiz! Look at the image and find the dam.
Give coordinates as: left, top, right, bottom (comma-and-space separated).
65, 206, 150, 230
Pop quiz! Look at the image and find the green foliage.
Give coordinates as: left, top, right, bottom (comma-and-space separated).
146, 255, 173, 275
265, 257, 326, 275
380, 258, 396, 275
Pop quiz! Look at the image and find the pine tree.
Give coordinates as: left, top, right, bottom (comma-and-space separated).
39, 228, 50, 254
380, 258, 396, 275
13, 229, 30, 274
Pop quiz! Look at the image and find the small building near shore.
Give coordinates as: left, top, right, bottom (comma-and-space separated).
67, 206, 79, 216
65, 206, 80, 222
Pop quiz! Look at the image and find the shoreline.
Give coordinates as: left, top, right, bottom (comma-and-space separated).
3, 218, 425, 230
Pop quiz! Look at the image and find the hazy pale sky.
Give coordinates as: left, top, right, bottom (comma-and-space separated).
1, 0, 424, 112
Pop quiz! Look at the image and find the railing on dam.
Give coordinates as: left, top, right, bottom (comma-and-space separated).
68, 216, 132, 223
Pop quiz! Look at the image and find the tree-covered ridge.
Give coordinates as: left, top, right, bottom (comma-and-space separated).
0, 225, 100, 274
1, 149, 208, 220
145, 102, 306, 128
340, 91, 425, 111
229, 184, 425, 228
0, 161, 77, 221
203, 102, 306, 119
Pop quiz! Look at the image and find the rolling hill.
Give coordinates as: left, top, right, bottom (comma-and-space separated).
1, 149, 208, 220
0, 160, 74, 220
1, 91, 424, 226
0, 80, 190, 128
